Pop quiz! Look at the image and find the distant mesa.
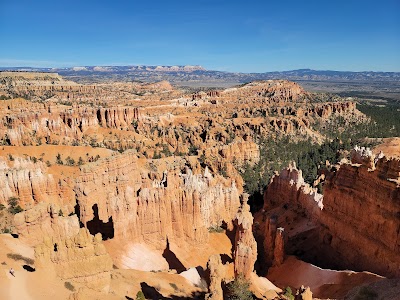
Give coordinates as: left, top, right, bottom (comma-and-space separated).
66, 65, 205, 73
72, 66, 88, 71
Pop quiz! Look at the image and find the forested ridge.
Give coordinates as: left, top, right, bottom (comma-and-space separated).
241, 101, 400, 211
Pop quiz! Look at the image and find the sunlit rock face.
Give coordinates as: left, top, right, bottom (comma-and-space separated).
262, 151, 400, 277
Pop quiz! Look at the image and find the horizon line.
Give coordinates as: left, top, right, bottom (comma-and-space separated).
1, 65, 399, 74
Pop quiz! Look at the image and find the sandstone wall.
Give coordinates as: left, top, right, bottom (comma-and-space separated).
74, 152, 241, 249
0, 157, 74, 207
262, 152, 400, 277
0, 102, 140, 146
35, 228, 113, 291
321, 156, 400, 277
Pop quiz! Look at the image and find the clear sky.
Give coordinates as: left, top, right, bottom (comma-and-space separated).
0, 0, 399, 72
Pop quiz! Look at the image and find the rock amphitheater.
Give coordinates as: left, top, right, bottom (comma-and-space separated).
0, 71, 398, 300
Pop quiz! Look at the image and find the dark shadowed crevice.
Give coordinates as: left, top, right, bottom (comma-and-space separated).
96, 109, 102, 125
221, 220, 236, 260
140, 282, 166, 300
139, 282, 205, 300
74, 202, 84, 228
162, 239, 186, 273
220, 253, 233, 264
86, 204, 115, 240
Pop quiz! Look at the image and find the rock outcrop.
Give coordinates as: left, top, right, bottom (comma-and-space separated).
262, 149, 400, 277
74, 152, 241, 249
321, 151, 400, 277
222, 80, 307, 103
295, 286, 312, 300
206, 141, 260, 167
273, 227, 284, 267
262, 216, 286, 269
0, 157, 74, 207
205, 254, 225, 300
13, 202, 79, 245
233, 195, 257, 279
35, 228, 113, 291
263, 162, 324, 213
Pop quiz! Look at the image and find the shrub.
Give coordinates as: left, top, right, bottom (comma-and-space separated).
161, 144, 172, 157
8, 197, 23, 215
8, 197, 18, 207
9, 205, 23, 214
64, 281, 75, 291
7, 253, 34, 265
2, 228, 11, 234
56, 153, 63, 165
188, 144, 199, 156
284, 286, 294, 300
65, 156, 75, 166
208, 225, 224, 233
227, 274, 253, 300
220, 165, 228, 177
136, 291, 145, 300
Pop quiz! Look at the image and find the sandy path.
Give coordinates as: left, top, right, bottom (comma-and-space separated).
5, 269, 33, 300
0, 234, 70, 300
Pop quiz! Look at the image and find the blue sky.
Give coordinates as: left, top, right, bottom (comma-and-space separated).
0, 0, 399, 72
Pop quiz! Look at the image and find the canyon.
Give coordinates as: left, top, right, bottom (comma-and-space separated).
0, 71, 399, 300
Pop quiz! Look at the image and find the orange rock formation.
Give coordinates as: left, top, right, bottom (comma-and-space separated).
262, 148, 400, 277
233, 195, 257, 279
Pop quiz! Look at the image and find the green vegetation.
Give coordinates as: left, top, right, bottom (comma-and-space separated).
2, 228, 11, 234
136, 291, 145, 300
284, 286, 294, 300
56, 153, 63, 165
153, 152, 162, 159
6, 253, 34, 265
188, 144, 199, 155
161, 144, 172, 156
8, 197, 23, 215
64, 281, 75, 292
241, 101, 400, 211
65, 156, 75, 166
208, 225, 224, 233
357, 103, 400, 137
78, 157, 84, 166
227, 274, 253, 300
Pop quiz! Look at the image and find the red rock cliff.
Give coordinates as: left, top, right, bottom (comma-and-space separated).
262, 150, 400, 277
74, 152, 241, 249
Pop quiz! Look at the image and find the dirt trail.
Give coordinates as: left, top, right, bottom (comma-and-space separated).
5, 269, 33, 300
